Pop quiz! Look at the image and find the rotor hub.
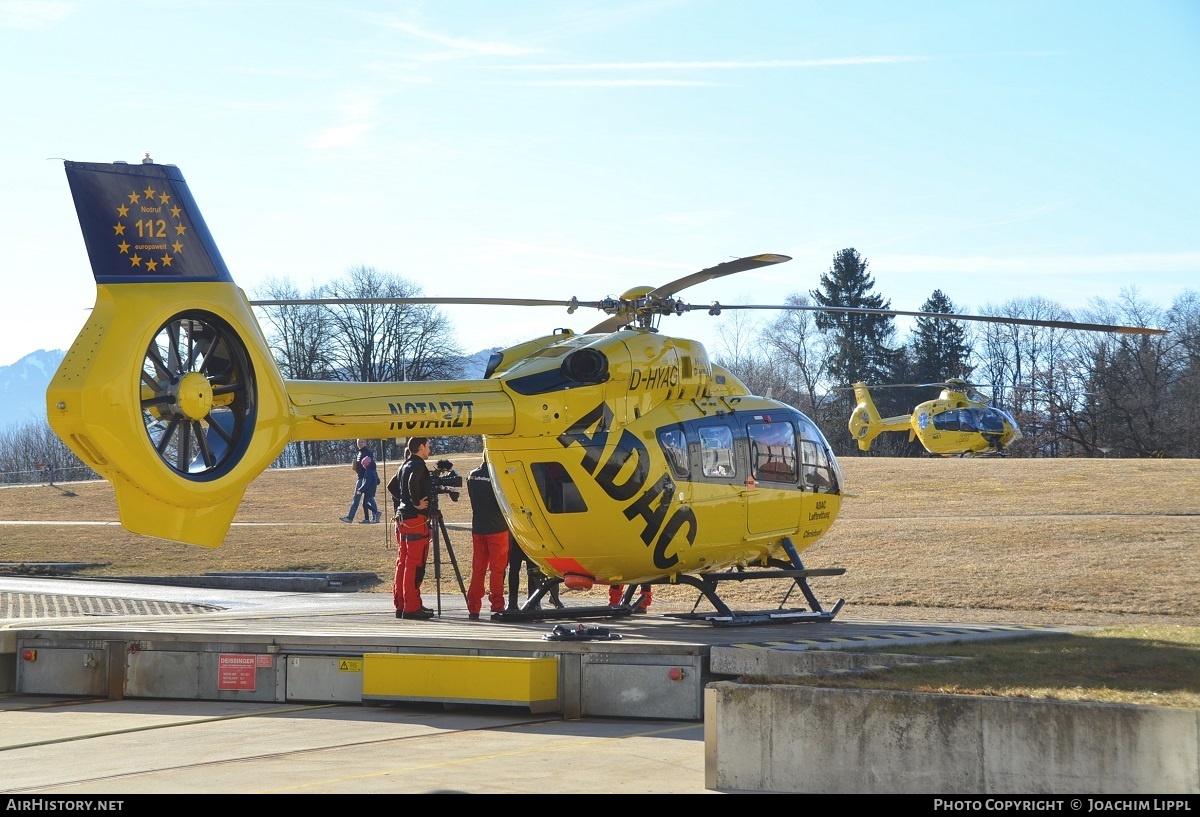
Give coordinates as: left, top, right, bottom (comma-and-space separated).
172, 371, 214, 421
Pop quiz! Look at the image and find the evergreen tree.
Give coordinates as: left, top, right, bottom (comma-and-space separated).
908, 289, 974, 385
810, 248, 903, 452
810, 248, 900, 386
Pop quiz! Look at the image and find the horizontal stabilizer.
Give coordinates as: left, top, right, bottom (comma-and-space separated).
112, 480, 244, 548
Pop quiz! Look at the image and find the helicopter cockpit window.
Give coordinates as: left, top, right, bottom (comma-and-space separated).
933, 410, 960, 432
958, 411, 978, 433
657, 427, 689, 479
698, 425, 735, 479
530, 462, 588, 514
795, 414, 839, 494
748, 421, 798, 484
977, 408, 1006, 434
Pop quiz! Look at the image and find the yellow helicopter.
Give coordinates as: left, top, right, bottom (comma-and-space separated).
848, 379, 1023, 457
46, 159, 1165, 626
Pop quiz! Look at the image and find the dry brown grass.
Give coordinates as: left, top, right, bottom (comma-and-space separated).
3, 455, 1197, 707
758, 625, 1200, 709
1, 456, 1197, 628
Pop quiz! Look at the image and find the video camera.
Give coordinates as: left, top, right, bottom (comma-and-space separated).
430, 459, 462, 503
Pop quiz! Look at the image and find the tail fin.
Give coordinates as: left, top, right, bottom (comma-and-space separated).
49, 160, 294, 546
64, 160, 234, 284
847, 382, 912, 451
49, 159, 518, 548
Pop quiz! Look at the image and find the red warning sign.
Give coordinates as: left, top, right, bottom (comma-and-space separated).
218, 653, 258, 691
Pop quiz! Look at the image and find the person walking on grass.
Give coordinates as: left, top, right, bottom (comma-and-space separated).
340, 439, 381, 523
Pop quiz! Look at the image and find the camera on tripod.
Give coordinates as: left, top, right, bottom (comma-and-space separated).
430, 459, 462, 503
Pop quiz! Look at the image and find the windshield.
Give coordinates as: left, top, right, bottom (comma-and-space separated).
794, 412, 842, 494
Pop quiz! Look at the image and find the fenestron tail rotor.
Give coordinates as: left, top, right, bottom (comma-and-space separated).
140, 311, 255, 478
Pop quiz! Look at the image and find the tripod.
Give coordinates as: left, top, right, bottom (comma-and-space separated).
427, 503, 467, 615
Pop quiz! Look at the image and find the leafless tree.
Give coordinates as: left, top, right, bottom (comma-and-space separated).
1073, 290, 1194, 457
253, 266, 465, 468
255, 277, 338, 380
761, 294, 834, 423
323, 266, 463, 383
977, 297, 1079, 456
0, 419, 94, 485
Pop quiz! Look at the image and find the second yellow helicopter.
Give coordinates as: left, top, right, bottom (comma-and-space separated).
848, 379, 1023, 457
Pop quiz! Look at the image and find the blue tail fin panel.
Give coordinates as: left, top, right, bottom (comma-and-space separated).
64, 160, 233, 284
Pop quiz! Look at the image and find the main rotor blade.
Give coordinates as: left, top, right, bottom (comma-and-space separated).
249, 296, 596, 309
585, 253, 794, 333
648, 253, 792, 299
840, 381, 988, 391
704, 304, 1168, 335
586, 314, 636, 334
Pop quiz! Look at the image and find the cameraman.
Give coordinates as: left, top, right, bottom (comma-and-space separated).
388, 436, 435, 620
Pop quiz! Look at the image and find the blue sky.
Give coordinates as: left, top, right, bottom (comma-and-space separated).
2, 0, 1197, 367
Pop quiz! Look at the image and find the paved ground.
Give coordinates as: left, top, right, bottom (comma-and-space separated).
0, 574, 1086, 795
0, 694, 711, 794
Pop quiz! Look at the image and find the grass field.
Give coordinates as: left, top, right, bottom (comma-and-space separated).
1, 455, 1197, 707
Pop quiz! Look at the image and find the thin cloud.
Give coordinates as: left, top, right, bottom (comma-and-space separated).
381, 19, 540, 57
0, 0, 73, 29
501, 56, 929, 71
881, 252, 1200, 275
514, 79, 727, 87
475, 238, 695, 271
309, 122, 373, 150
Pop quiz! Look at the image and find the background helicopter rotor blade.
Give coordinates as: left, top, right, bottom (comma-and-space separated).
832, 380, 997, 404
698, 303, 1168, 336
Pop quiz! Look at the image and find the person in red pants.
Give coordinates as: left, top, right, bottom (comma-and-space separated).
388, 437, 434, 620
465, 459, 509, 620
609, 583, 652, 613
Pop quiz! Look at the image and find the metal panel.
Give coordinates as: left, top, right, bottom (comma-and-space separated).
198, 652, 283, 702
362, 653, 559, 713
286, 655, 364, 703
581, 654, 704, 720
16, 647, 108, 696
126, 650, 202, 699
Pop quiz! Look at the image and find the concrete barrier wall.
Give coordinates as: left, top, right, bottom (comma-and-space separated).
705, 682, 1200, 794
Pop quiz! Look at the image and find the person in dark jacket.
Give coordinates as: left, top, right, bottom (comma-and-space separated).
465, 460, 510, 620
388, 437, 434, 620
340, 439, 381, 523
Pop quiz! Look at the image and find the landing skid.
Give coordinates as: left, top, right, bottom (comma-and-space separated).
491, 601, 631, 623
664, 552, 845, 627
492, 537, 845, 628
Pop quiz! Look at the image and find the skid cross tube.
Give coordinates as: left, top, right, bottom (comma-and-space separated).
664, 537, 846, 627
493, 537, 845, 627
491, 576, 633, 623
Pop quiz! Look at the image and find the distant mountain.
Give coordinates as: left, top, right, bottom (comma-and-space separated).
0, 348, 496, 434
461, 348, 496, 379
0, 350, 64, 432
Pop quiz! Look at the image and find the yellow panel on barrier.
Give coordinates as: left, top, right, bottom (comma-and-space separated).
362, 654, 560, 714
